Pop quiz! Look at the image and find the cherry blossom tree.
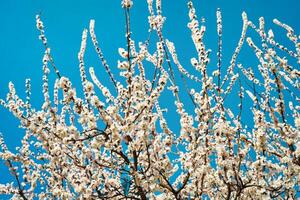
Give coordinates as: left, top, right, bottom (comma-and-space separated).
0, 0, 299, 199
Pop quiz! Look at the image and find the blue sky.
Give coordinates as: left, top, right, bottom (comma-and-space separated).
0, 0, 299, 194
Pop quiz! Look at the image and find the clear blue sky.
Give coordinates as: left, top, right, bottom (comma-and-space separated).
0, 0, 299, 193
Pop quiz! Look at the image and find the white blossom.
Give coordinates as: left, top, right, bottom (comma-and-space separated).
0, 1, 299, 199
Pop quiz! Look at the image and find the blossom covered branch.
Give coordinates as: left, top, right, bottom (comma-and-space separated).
0, 0, 299, 199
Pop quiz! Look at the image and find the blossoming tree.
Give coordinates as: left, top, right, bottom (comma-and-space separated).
0, 0, 299, 199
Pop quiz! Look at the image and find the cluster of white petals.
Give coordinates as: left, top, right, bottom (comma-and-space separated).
0, 0, 299, 199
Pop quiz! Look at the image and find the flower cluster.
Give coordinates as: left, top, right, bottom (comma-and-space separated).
0, 0, 299, 199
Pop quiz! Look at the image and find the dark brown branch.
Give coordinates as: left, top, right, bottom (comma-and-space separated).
6, 160, 28, 200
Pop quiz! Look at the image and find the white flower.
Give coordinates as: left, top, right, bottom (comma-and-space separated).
59, 76, 70, 89
121, 0, 133, 8
118, 48, 128, 58
295, 117, 300, 129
